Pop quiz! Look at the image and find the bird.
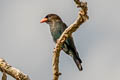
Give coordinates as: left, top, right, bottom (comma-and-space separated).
40, 14, 83, 71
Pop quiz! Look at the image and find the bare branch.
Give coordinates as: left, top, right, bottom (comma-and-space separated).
52, 0, 89, 80
0, 58, 31, 80
2, 71, 7, 80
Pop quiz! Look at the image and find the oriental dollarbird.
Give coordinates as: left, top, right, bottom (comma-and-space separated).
40, 14, 83, 71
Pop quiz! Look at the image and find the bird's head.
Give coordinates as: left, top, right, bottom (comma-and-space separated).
40, 14, 62, 24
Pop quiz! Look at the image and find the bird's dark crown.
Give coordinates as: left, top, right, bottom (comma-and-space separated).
45, 14, 62, 22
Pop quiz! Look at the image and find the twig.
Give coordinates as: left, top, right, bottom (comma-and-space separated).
2, 71, 7, 80
0, 58, 31, 80
52, 0, 89, 80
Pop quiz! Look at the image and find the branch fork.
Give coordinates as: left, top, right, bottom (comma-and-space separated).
0, 58, 30, 80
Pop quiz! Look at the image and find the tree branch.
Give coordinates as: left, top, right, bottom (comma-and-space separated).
52, 0, 89, 80
2, 71, 7, 80
0, 58, 31, 80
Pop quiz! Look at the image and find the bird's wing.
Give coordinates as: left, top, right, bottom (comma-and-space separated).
61, 22, 82, 70
61, 23, 79, 57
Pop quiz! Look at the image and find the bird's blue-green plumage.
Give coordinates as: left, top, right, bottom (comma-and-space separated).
45, 14, 82, 71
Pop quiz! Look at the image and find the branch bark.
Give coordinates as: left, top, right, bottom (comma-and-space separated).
0, 58, 31, 80
52, 0, 89, 80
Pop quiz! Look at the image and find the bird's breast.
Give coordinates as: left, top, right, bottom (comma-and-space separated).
50, 23, 62, 42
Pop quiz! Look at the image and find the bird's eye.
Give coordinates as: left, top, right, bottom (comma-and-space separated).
45, 15, 48, 18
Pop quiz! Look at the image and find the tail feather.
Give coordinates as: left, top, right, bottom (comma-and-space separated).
73, 57, 83, 71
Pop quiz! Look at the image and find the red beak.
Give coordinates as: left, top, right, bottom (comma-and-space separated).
40, 18, 48, 23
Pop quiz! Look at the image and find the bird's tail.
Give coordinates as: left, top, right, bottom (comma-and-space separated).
73, 56, 83, 71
